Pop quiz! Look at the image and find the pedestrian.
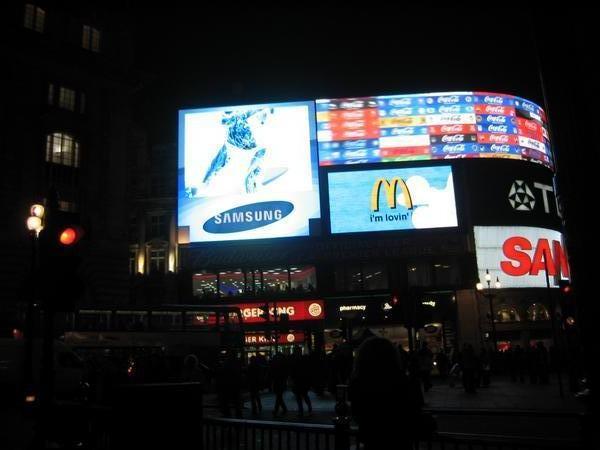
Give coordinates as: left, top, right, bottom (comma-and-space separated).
461, 344, 477, 394
269, 352, 288, 417
215, 351, 243, 418
417, 342, 434, 392
289, 346, 313, 417
349, 337, 426, 450
536, 342, 550, 384
479, 348, 491, 387
247, 356, 263, 415
181, 354, 207, 386
436, 350, 449, 380
514, 345, 526, 382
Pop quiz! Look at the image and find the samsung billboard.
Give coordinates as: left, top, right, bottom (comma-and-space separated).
474, 226, 569, 289
178, 101, 320, 243
328, 165, 458, 234
316, 92, 552, 169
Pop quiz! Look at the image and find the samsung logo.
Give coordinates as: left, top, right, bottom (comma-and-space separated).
203, 201, 293, 233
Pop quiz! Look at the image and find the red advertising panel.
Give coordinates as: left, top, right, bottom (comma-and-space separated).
235, 300, 325, 324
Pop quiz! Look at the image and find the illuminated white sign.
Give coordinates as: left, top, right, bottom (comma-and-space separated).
339, 305, 367, 312
474, 226, 569, 288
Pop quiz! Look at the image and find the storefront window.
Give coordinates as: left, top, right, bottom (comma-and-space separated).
290, 266, 316, 292
363, 263, 388, 290
193, 271, 217, 299
263, 268, 289, 293
250, 269, 262, 294
527, 303, 550, 321
407, 262, 432, 287
495, 305, 520, 322
219, 270, 245, 297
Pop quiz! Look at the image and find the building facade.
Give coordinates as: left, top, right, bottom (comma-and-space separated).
132, 91, 568, 357
1, 1, 135, 331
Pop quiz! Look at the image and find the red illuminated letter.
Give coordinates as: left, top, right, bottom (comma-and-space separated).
501, 236, 532, 276
530, 238, 556, 276
552, 240, 570, 278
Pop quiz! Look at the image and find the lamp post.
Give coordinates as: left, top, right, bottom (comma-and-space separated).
25, 204, 45, 401
477, 269, 501, 352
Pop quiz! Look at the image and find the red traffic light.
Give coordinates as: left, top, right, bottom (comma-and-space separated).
59, 226, 83, 246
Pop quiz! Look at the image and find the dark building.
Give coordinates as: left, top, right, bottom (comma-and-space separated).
1, 1, 135, 330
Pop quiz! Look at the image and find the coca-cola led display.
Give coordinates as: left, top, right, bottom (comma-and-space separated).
316, 92, 552, 169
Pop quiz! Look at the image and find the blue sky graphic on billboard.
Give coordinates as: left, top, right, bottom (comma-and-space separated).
178, 101, 320, 243
328, 166, 458, 234
316, 92, 552, 169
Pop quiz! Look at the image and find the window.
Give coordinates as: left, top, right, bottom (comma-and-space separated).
527, 303, 550, 321
290, 266, 316, 292
47, 83, 85, 113
24, 4, 45, 33
46, 133, 80, 167
82, 25, 101, 52
149, 248, 165, 274
59, 87, 76, 111
149, 214, 167, 238
218, 270, 245, 297
495, 305, 520, 323
363, 263, 388, 290
433, 261, 460, 286
263, 268, 289, 293
193, 271, 217, 299
129, 249, 137, 275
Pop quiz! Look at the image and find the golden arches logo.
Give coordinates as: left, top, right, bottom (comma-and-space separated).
371, 177, 413, 212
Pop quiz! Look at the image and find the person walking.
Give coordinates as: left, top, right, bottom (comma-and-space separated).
349, 337, 427, 450
269, 352, 288, 417
289, 346, 313, 417
247, 356, 263, 415
417, 342, 434, 392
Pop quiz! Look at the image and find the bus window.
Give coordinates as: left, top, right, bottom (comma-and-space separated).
151, 311, 182, 331
115, 311, 148, 331
184, 311, 214, 329
77, 310, 111, 331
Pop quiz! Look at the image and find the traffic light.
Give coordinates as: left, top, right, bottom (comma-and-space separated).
558, 279, 576, 329
38, 210, 85, 312
258, 303, 270, 321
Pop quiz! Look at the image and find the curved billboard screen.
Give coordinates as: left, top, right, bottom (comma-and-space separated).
316, 91, 552, 169
178, 101, 321, 243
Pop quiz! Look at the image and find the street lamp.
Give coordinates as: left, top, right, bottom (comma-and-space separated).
477, 269, 501, 351
24, 204, 45, 402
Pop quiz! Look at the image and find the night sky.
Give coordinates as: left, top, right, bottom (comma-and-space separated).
131, 5, 548, 143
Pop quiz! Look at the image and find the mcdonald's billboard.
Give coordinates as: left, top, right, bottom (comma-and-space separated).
327, 166, 458, 234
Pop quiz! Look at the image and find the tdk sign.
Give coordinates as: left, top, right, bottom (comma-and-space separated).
203, 201, 294, 233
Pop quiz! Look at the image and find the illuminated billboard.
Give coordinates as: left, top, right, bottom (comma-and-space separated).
316, 92, 552, 169
178, 101, 320, 243
235, 300, 324, 323
474, 226, 569, 288
328, 165, 458, 234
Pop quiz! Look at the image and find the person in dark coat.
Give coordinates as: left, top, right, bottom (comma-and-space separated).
289, 346, 313, 416
247, 356, 263, 415
349, 337, 424, 450
269, 352, 288, 416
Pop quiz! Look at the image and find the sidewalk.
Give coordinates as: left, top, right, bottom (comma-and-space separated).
205, 374, 586, 424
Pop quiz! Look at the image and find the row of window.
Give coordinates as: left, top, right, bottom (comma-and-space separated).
24, 4, 101, 52
193, 267, 317, 298
493, 303, 551, 323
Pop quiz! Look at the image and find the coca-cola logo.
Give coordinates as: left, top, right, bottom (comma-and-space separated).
484, 106, 505, 114
488, 124, 508, 133
392, 127, 415, 135
440, 125, 462, 134
439, 105, 461, 114
443, 144, 465, 152
484, 95, 504, 105
442, 134, 465, 143
487, 115, 507, 124
389, 98, 412, 106
489, 134, 510, 144
437, 95, 460, 104
489, 144, 511, 152
391, 107, 413, 116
